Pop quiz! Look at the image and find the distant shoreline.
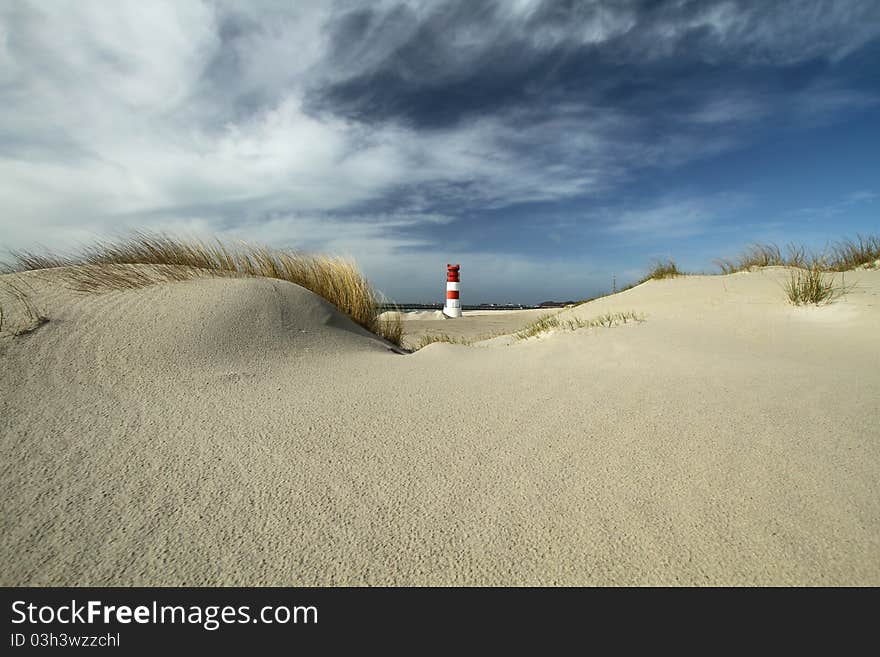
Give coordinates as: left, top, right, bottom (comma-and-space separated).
381, 302, 574, 312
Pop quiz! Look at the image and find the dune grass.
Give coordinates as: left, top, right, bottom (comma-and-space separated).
828, 234, 880, 271
715, 243, 784, 273
715, 234, 879, 274
413, 329, 508, 350
376, 310, 405, 347
515, 313, 566, 339
709, 234, 877, 305
516, 310, 644, 340
415, 333, 469, 349
645, 259, 682, 280
603, 259, 682, 295
411, 310, 644, 349
10, 232, 403, 346
0, 277, 48, 336
783, 263, 844, 305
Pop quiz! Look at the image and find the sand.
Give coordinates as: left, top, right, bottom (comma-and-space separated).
382, 307, 555, 349
1, 266, 878, 585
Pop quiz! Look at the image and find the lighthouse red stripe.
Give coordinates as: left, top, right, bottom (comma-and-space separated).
446, 290, 459, 299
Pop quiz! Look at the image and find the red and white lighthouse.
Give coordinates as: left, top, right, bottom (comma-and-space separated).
443, 264, 461, 318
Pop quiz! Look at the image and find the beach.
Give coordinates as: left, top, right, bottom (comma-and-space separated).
382, 307, 555, 349
2, 266, 879, 585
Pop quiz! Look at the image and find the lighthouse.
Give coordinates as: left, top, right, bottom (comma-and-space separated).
443, 264, 461, 318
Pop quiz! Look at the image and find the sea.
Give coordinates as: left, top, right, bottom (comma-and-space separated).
383, 304, 542, 313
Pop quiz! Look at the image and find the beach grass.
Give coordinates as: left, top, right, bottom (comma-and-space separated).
645, 259, 682, 280
10, 232, 403, 346
415, 333, 468, 349
783, 263, 843, 305
410, 311, 644, 348
715, 242, 785, 273
413, 329, 510, 350
828, 234, 880, 271
600, 260, 682, 297
516, 310, 644, 340
715, 234, 879, 274
377, 309, 405, 347
0, 277, 48, 336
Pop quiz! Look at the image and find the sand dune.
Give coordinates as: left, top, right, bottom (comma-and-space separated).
1, 266, 878, 585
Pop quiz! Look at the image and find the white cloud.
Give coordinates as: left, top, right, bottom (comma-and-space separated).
607, 200, 713, 238
846, 190, 877, 204
795, 189, 878, 220
0, 0, 876, 301
604, 193, 753, 240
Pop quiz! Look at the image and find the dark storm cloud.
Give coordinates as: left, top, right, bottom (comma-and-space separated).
192, 9, 290, 125
315, 2, 557, 127
312, 0, 880, 129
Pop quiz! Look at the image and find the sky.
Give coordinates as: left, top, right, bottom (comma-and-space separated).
1, 0, 878, 303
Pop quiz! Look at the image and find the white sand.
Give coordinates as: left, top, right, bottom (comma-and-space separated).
388, 307, 556, 349
2, 266, 878, 585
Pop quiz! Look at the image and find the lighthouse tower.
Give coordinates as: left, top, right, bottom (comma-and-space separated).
443, 264, 462, 318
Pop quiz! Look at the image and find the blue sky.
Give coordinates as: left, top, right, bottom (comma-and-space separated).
1, 1, 878, 303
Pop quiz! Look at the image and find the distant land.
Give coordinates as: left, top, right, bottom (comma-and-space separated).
381, 301, 577, 312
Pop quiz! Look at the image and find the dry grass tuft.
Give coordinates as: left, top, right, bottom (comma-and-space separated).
415, 333, 468, 349
516, 310, 644, 340
60, 263, 202, 291
615, 260, 682, 292
412, 328, 509, 350
8, 252, 73, 271
784, 263, 842, 305
716, 243, 772, 273
828, 234, 880, 271
10, 232, 403, 346
376, 308, 405, 348
783, 243, 808, 269
716, 234, 880, 274
645, 259, 682, 280
515, 314, 564, 340
0, 277, 48, 336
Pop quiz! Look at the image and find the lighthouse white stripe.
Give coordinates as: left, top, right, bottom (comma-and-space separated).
446, 282, 460, 291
